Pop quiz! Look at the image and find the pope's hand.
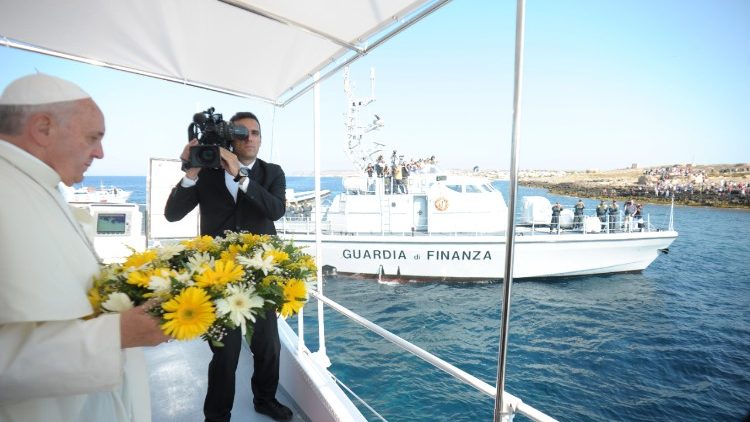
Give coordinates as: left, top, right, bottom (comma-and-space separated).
120, 304, 170, 348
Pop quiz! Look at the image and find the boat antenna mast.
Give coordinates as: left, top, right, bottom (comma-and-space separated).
343, 67, 385, 172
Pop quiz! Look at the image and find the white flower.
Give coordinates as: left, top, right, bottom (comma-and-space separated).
148, 274, 171, 293
237, 251, 276, 275
187, 252, 214, 274
102, 292, 134, 312
173, 270, 194, 286
157, 243, 186, 260
223, 232, 241, 243
260, 243, 274, 253
215, 284, 264, 335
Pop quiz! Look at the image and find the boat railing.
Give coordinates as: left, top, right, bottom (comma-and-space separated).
300, 289, 557, 422
276, 212, 667, 238
276, 216, 506, 237
517, 211, 662, 235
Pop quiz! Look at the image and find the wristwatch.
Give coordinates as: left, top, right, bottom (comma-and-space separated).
234, 167, 250, 182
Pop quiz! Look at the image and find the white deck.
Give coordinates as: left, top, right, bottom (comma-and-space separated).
145, 339, 305, 422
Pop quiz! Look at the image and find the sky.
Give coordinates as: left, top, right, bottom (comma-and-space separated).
1, 0, 749, 176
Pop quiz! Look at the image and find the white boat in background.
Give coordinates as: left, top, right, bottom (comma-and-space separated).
61, 182, 132, 203
272, 68, 678, 280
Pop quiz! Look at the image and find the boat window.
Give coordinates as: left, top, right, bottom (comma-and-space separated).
465, 185, 482, 193
446, 184, 462, 192
482, 184, 495, 192
97, 213, 127, 235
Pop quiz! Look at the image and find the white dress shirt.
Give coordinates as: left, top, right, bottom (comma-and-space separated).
181, 160, 255, 202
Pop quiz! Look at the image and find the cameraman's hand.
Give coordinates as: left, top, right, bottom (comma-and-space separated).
219, 147, 241, 179
181, 139, 201, 180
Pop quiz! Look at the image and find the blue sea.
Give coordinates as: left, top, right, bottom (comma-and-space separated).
83, 175, 750, 421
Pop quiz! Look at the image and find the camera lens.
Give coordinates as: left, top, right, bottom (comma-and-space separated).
189, 145, 222, 168
198, 147, 217, 164
228, 123, 249, 140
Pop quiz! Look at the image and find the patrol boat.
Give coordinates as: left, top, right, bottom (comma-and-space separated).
269, 68, 678, 280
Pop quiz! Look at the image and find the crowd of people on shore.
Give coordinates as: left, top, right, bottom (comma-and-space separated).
641, 164, 748, 200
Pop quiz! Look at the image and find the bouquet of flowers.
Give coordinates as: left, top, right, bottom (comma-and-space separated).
87, 232, 314, 346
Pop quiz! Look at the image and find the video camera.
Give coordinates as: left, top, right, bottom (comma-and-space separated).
185, 107, 249, 168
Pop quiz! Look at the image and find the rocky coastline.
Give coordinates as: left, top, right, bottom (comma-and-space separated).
521, 179, 748, 208
514, 164, 750, 209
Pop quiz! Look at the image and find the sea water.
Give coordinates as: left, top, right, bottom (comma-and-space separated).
82, 175, 750, 421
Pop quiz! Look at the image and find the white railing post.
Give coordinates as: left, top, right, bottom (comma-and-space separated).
310, 71, 330, 367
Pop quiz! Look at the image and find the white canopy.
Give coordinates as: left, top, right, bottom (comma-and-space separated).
0, 0, 448, 106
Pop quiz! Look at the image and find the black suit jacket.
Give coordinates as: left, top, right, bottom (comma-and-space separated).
164, 158, 286, 236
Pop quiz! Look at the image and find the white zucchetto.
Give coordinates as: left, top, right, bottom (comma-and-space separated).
0, 73, 90, 105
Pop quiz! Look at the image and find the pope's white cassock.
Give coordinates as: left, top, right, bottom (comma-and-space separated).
0, 140, 150, 422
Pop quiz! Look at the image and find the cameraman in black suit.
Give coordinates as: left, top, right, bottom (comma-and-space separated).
164, 111, 291, 421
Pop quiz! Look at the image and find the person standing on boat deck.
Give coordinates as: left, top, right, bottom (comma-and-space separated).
608, 199, 619, 232
400, 160, 410, 193
624, 200, 637, 232
550, 201, 563, 232
574, 199, 585, 230
375, 154, 384, 177
164, 111, 293, 422
596, 200, 608, 231
365, 163, 375, 193
393, 161, 403, 194
383, 164, 392, 194
634, 203, 644, 231
0, 73, 169, 422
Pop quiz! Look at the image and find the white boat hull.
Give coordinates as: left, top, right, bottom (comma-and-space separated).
279, 230, 678, 280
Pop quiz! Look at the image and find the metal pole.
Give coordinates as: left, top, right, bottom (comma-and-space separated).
495, 0, 526, 420
312, 72, 330, 365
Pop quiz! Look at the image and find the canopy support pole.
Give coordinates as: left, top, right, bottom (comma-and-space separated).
495, 0, 526, 420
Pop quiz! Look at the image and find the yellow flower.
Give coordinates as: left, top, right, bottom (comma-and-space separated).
261, 275, 284, 287
123, 250, 157, 269
127, 270, 151, 288
280, 279, 307, 317
285, 255, 317, 274
88, 287, 103, 312
220, 243, 249, 261
194, 258, 245, 288
126, 267, 173, 288
300, 255, 317, 271
182, 235, 216, 252
240, 233, 269, 247
161, 287, 216, 340
264, 249, 289, 264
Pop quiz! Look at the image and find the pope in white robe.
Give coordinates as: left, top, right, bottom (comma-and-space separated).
0, 74, 166, 422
